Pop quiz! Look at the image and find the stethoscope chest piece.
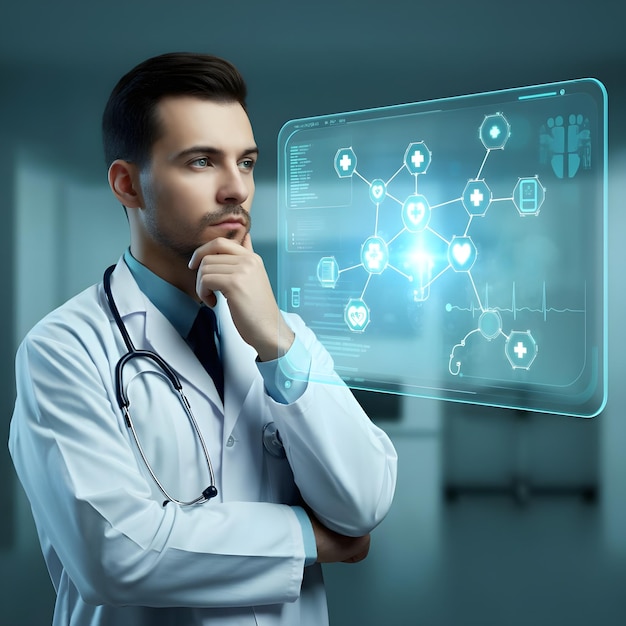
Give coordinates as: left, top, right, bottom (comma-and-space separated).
263, 422, 286, 458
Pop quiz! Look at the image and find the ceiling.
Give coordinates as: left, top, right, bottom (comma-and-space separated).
1, 0, 624, 182
2, 0, 624, 79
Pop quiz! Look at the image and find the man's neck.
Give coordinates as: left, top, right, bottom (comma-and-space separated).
129, 240, 200, 302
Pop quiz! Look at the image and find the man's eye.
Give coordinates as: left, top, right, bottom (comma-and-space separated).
191, 157, 209, 168
240, 159, 256, 170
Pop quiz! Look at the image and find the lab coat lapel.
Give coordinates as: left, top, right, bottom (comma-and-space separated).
108, 260, 225, 411
144, 308, 225, 409
214, 293, 260, 437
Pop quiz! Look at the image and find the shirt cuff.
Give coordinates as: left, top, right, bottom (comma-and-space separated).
257, 336, 311, 404
292, 506, 317, 567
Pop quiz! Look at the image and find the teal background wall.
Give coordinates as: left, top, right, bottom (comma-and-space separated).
2, 1, 626, 624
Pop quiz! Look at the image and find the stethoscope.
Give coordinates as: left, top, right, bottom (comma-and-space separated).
103, 264, 287, 506
104, 264, 218, 506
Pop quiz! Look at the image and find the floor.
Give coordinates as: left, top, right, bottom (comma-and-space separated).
326, 497, 626, 626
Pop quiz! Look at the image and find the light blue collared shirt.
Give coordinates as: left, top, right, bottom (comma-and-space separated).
123, 249, 311, 404
123, 250, 316, 565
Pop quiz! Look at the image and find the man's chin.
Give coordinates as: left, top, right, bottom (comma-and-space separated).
225, 228, 248, 245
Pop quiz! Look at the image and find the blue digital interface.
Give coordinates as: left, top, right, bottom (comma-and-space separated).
277, 79, 607, 417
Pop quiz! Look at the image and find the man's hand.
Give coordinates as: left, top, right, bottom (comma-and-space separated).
308, 514, 371, 564
188, 235, 294, 362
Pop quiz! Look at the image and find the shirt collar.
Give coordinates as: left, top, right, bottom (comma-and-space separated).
123, 248, 201, 338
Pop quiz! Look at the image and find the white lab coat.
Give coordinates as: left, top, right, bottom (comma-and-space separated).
9, 259, 397, 626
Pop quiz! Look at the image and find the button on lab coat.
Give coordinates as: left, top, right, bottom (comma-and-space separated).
9, 259, 398, 626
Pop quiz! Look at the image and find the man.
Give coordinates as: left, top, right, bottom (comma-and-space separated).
9, 52, 397, 625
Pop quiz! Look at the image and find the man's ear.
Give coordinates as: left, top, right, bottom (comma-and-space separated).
108, 159, 143, 208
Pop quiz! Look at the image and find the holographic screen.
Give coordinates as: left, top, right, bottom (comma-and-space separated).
277, 79, 607, 417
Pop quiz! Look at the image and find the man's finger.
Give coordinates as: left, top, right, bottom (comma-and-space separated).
242, 232, 254, 252
188, 246, 207, 271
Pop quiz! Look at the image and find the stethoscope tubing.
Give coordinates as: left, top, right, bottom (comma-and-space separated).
103, 264, 218, 506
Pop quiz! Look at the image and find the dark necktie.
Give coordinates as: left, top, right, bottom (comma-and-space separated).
187, 306, 224, 402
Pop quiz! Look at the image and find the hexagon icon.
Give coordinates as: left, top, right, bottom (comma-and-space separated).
512, 176, 546, 216
404, 141, 432, 175
344, 298, 370, 333
505, 330, 538, 369
447, 236, 477, 272
316, 256, 339, 288
369, 179, 387, 204
462, 179, 492, 216
361, 236, 389, 274
479, 113, 510, 150
334, 148, 357, 178
402, 194, 431, 232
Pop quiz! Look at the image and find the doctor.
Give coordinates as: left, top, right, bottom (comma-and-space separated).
9, 52, 397, 625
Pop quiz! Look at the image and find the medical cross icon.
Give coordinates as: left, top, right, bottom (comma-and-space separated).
359, 236, 389, 275
365, 242, 383, 270
479, 113, 510, 150
470, 188, 484, 207
514, 341, 527, 358
462, 179, 492, 216
411, 150, 425, 169
404, 141, 431, 174
504, 331, 538, 370
489, 125, 501, 140
334, 148, 357, 178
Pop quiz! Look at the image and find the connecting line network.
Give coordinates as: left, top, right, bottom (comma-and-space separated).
317, 112, 551, 376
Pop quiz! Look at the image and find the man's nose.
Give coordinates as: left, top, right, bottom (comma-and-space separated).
216, 165, 250, 205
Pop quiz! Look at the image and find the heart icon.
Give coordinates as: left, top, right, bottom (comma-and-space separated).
348, 305, 367, 328
372, 184, 384, 199
452, 242, 471, 265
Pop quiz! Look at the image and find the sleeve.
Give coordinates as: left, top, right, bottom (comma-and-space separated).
264, 313, 398, 537
8, 329, 307, 609
292, 506, 318, 566
256, 335, 311, 404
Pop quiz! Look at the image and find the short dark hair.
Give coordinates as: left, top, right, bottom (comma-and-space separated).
102, 52, 248, 168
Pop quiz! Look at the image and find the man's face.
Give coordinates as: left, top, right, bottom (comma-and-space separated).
136, 96, 257, 260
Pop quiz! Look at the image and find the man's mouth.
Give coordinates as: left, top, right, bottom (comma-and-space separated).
214, 215, 246, 227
